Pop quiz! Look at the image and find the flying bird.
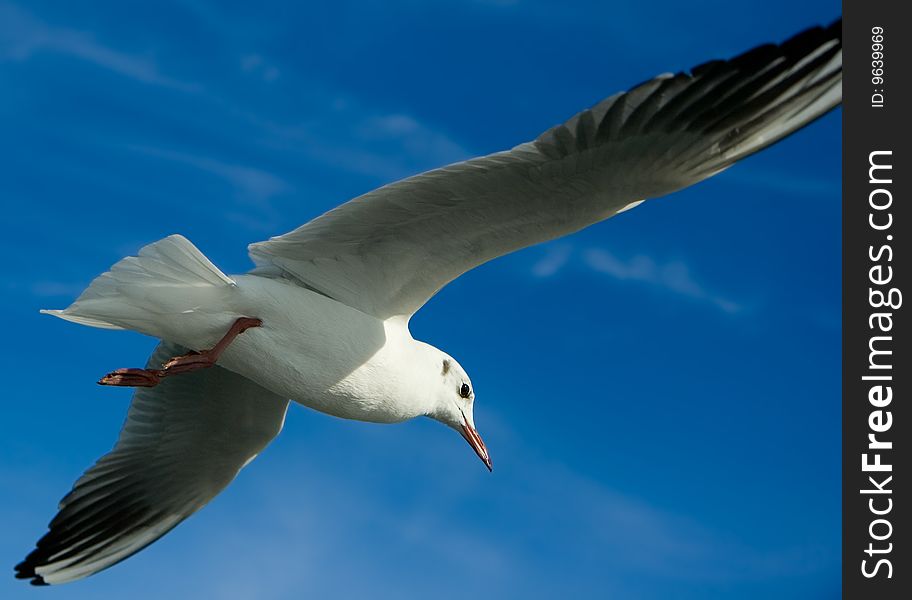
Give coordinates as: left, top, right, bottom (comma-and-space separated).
16, 19, 842, 585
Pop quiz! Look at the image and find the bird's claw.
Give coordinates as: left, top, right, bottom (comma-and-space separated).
98, 368, 162, 387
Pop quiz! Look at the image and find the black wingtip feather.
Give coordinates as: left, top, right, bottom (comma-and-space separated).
780, 25, 827, 57
689, 58, 725, 78
14, 555, 47, 586
536, 16, 841, 163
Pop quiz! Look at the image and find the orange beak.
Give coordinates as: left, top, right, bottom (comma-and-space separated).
460, 415, 492, 471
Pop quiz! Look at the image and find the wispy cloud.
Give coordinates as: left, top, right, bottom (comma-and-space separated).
124, 145, 290, 206
2, 404, 838, 599
28, 281, 86, 298
584, 248, 742, 313
530, 244, 742, 314
531, 244, 572, 277
0, 2, 198, 92
514, 461, 834, 584
240, 53, 279, 82
3, 2, 471, 195
133, 431, 831, 598
2, 279, 86, 299
251, 102, 471, 182
356, 114, 468, 166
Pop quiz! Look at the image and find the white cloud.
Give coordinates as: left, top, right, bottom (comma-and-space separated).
262, 65, 279, 82
584, 248, 741, 313
124, 145, 290, 206
529, 244, 742, 314
531, 244, 572, 277
2, 3, 470, 190
4, 405, 834, 598
251, 103, 471, 182
240, 52, 279, 82
1, 279, 86, 299
29, 281, 86, 298
147, 435, 830, 596
0, 2, 199, 92
239, 53, 262, 72
355, 113, 470, 169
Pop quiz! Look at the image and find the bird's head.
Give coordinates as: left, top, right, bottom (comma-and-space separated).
428, 355, 492, 471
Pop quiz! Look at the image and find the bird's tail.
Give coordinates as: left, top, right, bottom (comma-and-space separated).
42, 235, 236, 334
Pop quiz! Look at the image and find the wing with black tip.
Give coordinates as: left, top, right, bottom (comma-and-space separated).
250, 19, 842, 319
15, 343, 289, 585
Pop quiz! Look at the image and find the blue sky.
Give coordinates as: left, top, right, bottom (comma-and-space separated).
0, 1, 841, 598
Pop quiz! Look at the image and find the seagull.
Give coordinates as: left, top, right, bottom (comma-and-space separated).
16, 19, 842, 585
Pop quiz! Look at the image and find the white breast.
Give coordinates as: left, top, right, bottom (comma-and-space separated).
208, 275, 427, 424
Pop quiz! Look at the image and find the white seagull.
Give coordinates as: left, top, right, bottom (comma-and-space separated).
17, 19, 841, 585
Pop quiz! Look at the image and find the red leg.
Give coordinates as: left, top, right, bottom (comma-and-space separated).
99, 317, 262, 387
97, 368, 164, 387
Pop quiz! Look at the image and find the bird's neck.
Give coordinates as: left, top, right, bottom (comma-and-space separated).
373, 319, 442, 420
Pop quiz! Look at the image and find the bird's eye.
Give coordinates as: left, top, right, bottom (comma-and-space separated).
459, 383, 471, 398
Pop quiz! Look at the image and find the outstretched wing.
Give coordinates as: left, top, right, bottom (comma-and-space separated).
249, 20, 841, 319
15, 343, 290, 585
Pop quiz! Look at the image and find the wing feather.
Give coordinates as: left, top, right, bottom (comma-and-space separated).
249, 19, 841, 319
15, 343, 289, 585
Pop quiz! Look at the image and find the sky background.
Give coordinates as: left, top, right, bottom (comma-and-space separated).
0, 1, 841, 598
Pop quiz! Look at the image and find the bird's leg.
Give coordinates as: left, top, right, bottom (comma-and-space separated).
98, 317, 263, 387
158, 317, 263, 374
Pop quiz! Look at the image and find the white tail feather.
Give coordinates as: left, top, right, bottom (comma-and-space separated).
42, 235, 235, 333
